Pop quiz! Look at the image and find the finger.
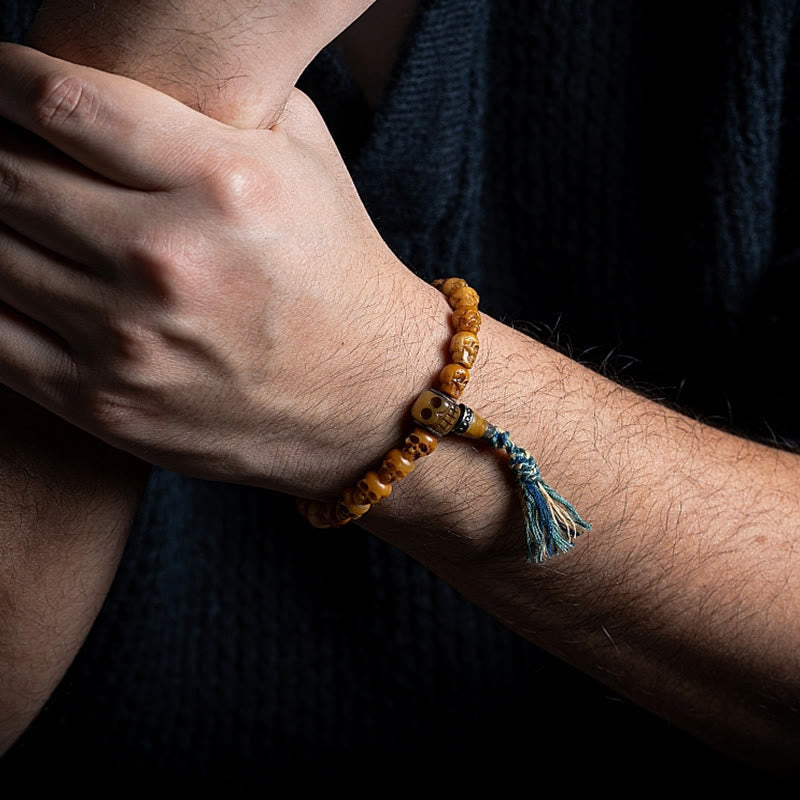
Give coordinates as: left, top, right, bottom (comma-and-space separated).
0, 299, 77, 414
0, 222, 102, 340
0, 122, 139, 269
0, 43, 227, 190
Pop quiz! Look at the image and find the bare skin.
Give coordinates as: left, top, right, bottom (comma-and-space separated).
27, 0, 380, 128
0, 0, 382, 756
0, 0, 798, 776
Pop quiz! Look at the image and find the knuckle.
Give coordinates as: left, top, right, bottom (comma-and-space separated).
84, 385, 137, 433
81, 333, 152, 425
204, 158, 266, 215
121, 228, 191, 300
124, 229, 170, 271
0, 161, 21, 206
108, 319, 150, 365
106, 311, 174, 379
31, 74, 101, 130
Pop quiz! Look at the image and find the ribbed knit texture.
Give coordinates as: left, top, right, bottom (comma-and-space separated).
2, 0, 798, 790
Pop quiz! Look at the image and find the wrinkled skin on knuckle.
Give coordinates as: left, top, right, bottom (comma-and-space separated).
82, 384, 134, 434
30, 73, 102, 131
76, 328, 165, 443
0, 157, 22, 208
79, 384, 168, 460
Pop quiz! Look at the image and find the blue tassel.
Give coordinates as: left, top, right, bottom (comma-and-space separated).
488, 430, 591, 563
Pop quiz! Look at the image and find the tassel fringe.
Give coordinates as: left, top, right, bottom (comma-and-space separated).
489, 430, 591, 563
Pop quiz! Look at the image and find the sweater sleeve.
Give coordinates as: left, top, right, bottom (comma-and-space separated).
0, 0, 40, 43
736, 4, 800, 445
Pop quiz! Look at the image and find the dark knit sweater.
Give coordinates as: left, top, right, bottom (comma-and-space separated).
1, 0, 798, 791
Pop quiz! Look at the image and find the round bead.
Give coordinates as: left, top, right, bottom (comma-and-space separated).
434, 277, 467, 297
341, 487, 371, 518
378, 448, 416, 484
452, 305, 481, 334
438, 363, 470, 399
296, 496, 312, 518
450, 330, 480, 369
333, 503, 359, 524
356, 471, 393, 505
462, 411, 489, 439
402, 427, 439, 460
300, 499, 337, 529
411, 388, 462, 435
350, 485, 371, 506
447, 286, 480, 310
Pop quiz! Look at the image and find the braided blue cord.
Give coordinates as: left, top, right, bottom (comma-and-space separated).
489, 430, 591, 563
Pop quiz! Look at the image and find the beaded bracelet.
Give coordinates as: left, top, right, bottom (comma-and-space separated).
297, 278, 590, 563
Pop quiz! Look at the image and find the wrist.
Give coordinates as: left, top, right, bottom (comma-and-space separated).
295, 265, 453, 499
359, 313, 532, 562
301, 276, 583, 566
27, 1, 377, 128
357, 310, 589, 568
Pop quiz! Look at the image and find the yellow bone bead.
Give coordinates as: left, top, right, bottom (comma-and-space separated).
299, 498, 338, 529
350, 485, 369, 506
411, 389, 462, 436
356, 471, 393, 505
332, 504, 358, 524
402, 427, 439, 460
434, 277, 467, 297
340, 487, 371, 519
450, 330, 480, 369
447, 285, 480, 310
438, 363, 470, 399
378, 448, 416, 484
462, 412, 489, 439
452, 305, 481, 334
296, 496, 313, 521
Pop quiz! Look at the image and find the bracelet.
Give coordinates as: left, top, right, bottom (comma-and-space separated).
296, 278, 590, 562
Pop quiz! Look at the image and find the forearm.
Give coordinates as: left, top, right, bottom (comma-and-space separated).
1, 0, 375, 754
363, 298, 800, 773
0, 388, 146, 754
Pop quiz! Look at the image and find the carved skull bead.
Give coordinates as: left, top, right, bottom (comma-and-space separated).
341, 488, 371, 519
450, 331, 480, 369
434, 277, 467, 297
299, 498, 336, 529
356, 471, 392, 506
447, 285, 480, 310
378, 449, 416, 484
452, 305, 481, 335
411, 388, 462, 435
438, 364, 470, 399
403, 427, 439, 460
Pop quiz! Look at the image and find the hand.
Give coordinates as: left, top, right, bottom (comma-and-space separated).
0, 44, 447, 494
